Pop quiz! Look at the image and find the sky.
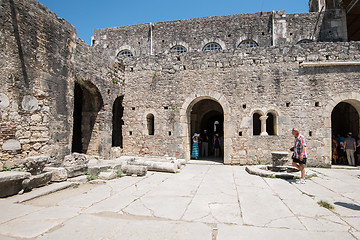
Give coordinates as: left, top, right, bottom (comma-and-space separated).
37, 0, 309, 45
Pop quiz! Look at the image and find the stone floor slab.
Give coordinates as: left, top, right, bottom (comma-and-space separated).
38, 214, 212, 240
217, 224, 356, 240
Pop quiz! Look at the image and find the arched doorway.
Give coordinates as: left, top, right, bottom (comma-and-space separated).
112, 96, 124, 148
71, 81, 103, 154
331, 100, 360, 165
188, 98, 224, 162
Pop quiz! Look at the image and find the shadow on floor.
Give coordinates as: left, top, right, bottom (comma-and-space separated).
334, 202, 360, 211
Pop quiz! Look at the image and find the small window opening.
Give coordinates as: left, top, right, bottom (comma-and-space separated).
168, 131, 172, 136
239, 131, 243, 136
253, 113, 261, 136
203, 42, 222, 51
177, 56, 181, 61
183, 66, 186, 70
164, 106, 168, 110
132, 107, 135, 110
147, 113, 155, 135
266, 113, 275, 136
129, 131, 133, 135
117, 50, 134, 57
107, 89, 110, 95
286, 102, 290, 107
130, 68, 134, 72
262, 32, 265, 35
171, 45, 187, 54
309, 131, 312, 137
242, 104, 247, 109
238, 40, 258, 48
297, 39, 313, 44
315, 102, 320, 107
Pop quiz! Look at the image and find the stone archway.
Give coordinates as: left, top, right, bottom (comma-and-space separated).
331, 100, 360, 165
71, 81, 103, 154
180, 92, 231, 164
189, 99, 224, 161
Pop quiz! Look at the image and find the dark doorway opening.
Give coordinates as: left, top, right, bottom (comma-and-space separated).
112, 96, 124, 147
71, 81, 103, 154
71, 82, 83, 153
331, 101, 359, 165
189, 99, 224, 162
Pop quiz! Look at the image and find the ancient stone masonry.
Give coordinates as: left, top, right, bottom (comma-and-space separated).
0, 0, 359, 169
0, 0, 124, 169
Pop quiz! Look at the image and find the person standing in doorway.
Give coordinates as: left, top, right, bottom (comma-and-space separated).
200, 130, 209, 157
291, 128, 307, 184
344, 132, 356, 166
213, 133, 221, 158
191, 134, 200, 160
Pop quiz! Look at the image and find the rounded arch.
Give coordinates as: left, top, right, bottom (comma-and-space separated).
146, 113, 155, 135
296, 39, 314, 44
237, 39, 259, 48
72, 80, 104, 154
323, 92, 360, 165
201, 38, 226, 51
115, 45, 135, 58
166, 41, 190, 54
235, 35, 261, 49
265, 109, 279, 136
142, 111, 158, 136
180, 91, 232, 164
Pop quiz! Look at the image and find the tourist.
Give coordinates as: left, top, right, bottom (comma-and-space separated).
191, 133, 200, 160
332, 136, 338, 164
344, 132, 356, 166
336, 134, 346, 164
213, 133, 221, 158
200, 130, 209, 157
291, 128, 307, 184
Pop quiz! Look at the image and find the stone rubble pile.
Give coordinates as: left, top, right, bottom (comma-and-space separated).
0, 154, 186, 198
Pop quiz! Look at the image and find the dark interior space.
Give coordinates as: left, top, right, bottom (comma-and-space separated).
112, 96, 124, 147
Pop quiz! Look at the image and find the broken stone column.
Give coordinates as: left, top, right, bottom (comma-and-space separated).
0, 172, 31, 197
127, 159, 177, 173
121, 164, 147, 176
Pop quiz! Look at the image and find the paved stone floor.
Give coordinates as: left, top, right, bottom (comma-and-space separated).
0, 163, 359, 239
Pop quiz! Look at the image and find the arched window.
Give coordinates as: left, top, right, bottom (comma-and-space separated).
117, 50, 134, 57
253, 113, 261, 136
238, 40, 258, 48
296, 39, 313, 44
266, 113, 276, 136
147, 114, 154, 135
171, 45, 187, 54
202, 42, 222, 51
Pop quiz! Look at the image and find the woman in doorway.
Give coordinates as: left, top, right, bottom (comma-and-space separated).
191, 134, 200, 160
213, 133, 221, 158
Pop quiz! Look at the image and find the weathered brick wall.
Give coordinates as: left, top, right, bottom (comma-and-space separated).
120, 42, 360, 166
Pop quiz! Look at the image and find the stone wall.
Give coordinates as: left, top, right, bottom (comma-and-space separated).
120, 42, 360, 166
0, 0, 124, 168
93, 10, 347, 58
